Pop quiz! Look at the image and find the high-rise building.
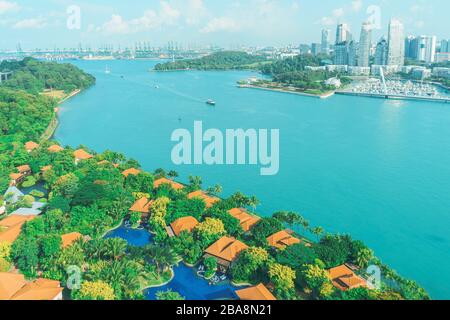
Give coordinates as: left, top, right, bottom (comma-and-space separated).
311, 43, 321, 56
336, 23, 351, 44
441, 39, 449, 53
405, 36, 418, 59
387, 19, 405, 66
334, 41, 349, 65
417, 35, 437, 63
321, 29, 330, 55
358, 22, 372, 67
375, 38, 389, 65
348, 41, 358, 66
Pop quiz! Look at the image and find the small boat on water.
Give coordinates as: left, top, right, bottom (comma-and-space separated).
105, 66, 111, 74
206, 99, 216, 106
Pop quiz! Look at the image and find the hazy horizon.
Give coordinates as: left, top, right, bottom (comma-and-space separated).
0, 0, 449, 50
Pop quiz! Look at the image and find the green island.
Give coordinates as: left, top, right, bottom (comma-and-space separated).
155, 52, 350, 97
0, 59, 430, 300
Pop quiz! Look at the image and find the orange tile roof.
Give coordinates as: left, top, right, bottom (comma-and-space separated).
154, 178, 184, 190
16, 165, 31, 173
129, 197, 153, 214
97, 160, 109, 165
74, 149, 93, 160
47, 145, 64, 153
24, 141, 39, 151
41, 165, 52, 172
122, 168, 141, 177
235, 283, 277, 301
0, 215, 35, 244
328, 265, 367, 291
187, 190, 220, 208
0, 273, 63, 300
61, 232, 82, 248
9, 173, 23, 181
204, 236, 248, 263
267, 230, 301, 249
228, 208, 261, 232
170, 216, 199, 236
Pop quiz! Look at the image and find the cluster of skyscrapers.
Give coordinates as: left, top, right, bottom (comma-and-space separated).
315, 19, 449, 69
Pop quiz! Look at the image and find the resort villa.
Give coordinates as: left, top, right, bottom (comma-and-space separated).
129, 197, 154, 219
0, 215, 36, 243
235, 283, 277, 301
47, 144, 64, 153
0, 273, 63, 300
267, 230, 302, 250
327, 264, 368, 291
153, 177, 184, 190
61, 232, 83, 248
40, 165, 53, 175
203, 236, 248, 269
168, 216, 199, 237
24, 141, 39, 153
188, 190, 220, 208
122, 168, 142, 177
74, 149, 94, 165
227, 208, 261, 232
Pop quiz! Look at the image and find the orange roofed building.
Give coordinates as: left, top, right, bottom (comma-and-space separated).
24, 141, 39, 152
235, 283, 277, 300
228, 208, 261, 232
267, 230, 301, 250
328, 265, 368, 291
204, 236, 248, 268
187, 190, 220, 208
129, 197, 153, 215
47, 145, 64, 153
122, 168, 142, 177
74, 149, 93, 164
0, 215, 35, 243
61, 232, 83, 248
154, 177, 184, 190
169, 216, 199, 236
0, 273, 63, 300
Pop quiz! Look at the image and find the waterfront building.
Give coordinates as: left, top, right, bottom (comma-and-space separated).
375, 38, 389, 65
326, 65, 348, 73
334, 41, 349, 65
327, 265, 368, 291
387, 19, 405, 66
321, 29, 331, 54
411, 67, 431, 80
405, 36, 419, 59
325, 77, 342, 88
358, 22, 372, 67
24, 141, 39, 153
432, 67, 450, 79
74, 149, 93, 165
153, 177, 184, 190
266, 230, 301, 250
371, 65, 399, 76
235, 284, 277, 301
203, 236, 248, 269
187, 190, 220, 208
47, 144, 64, 153
121, 168, 142, 177
227, 208, 261, 232
416, 35, 437, 63
129, 197, 154, 217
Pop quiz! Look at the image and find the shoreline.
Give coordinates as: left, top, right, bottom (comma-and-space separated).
238, 84, 335, 99
335, 91, 450, 104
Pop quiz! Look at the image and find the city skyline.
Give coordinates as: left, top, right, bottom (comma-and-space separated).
0, 0, 449, 49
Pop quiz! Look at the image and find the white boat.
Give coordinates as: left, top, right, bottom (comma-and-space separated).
206, 99, 216, 106
105, 66, 111, 74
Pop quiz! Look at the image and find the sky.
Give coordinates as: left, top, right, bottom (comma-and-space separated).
0, 0, 448, 50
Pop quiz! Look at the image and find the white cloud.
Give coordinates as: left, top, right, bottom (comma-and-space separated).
97, 1, 181, 34
352, 0, 363, 12
185, 0, 207, 25
333, 8, 345, 17
0, 1, 18, 14
318, 16, 335, 26
200, 17, 240, 33
13, 17, 46, 29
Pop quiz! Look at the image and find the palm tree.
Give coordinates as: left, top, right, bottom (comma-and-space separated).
356, 248, 374, 269
207, 184, 222, 196
103, 238, 127, 260
167, 170, 179, 179
146, 244, 180, 277
188, 176, 202, 190
248, 196, 260, 212
311, 226, 324, 242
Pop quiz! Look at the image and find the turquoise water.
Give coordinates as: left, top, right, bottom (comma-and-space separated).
105, 224, 153, 247
56, 60, 450, 299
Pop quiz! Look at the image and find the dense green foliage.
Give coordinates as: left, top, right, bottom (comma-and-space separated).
155, 51, 268, 71
1, 58, 95, 94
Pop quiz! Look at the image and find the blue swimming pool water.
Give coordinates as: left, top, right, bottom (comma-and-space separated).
104, 224, 153, 247
144, 264, 241, 300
